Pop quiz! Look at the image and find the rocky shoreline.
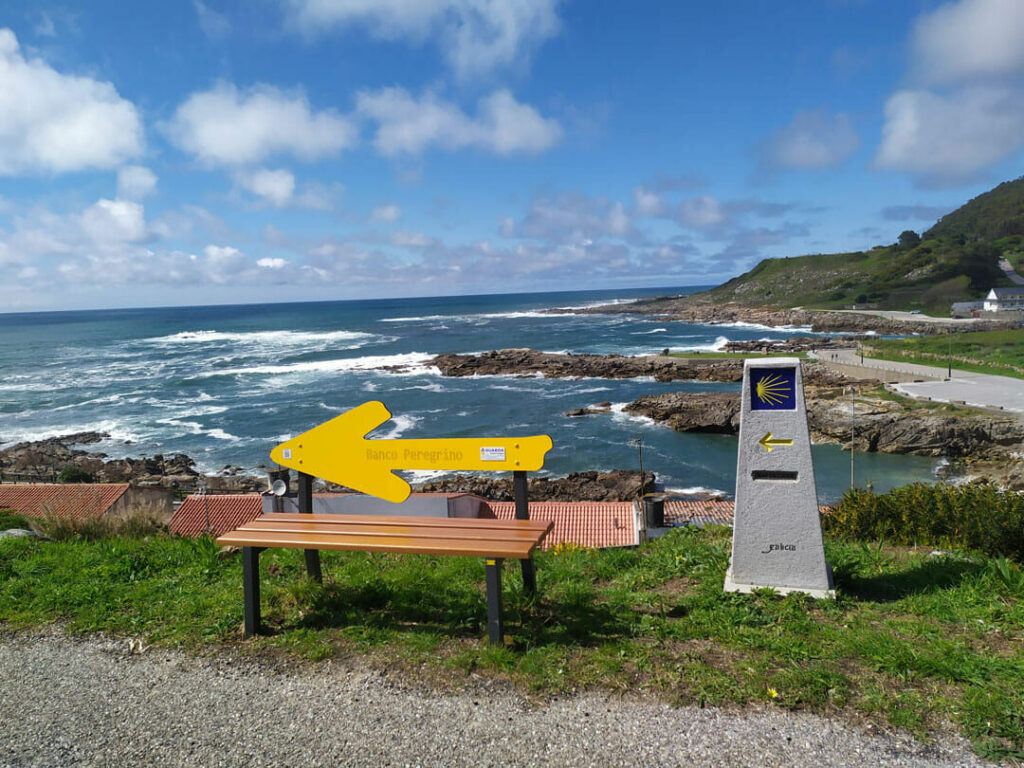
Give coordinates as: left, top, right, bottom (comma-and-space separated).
614, 391, 1024, 461
561, 299, 1017, 335
429, 347, 863, 386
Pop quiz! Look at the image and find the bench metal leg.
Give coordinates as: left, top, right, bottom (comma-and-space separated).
520, 558, 537, 595
512, 470, 536, 595
486, 558, 504, 645
298, 472, 322, 583
242, 546, 263, 637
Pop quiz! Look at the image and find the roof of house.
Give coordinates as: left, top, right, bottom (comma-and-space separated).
665, 499, 735, 527
486, 501, 638, 549
0, 483, 130, 521
170, 493, 262, 538
988, 287, 1024, 298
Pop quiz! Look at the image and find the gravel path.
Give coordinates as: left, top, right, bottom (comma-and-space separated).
0, 631, 995, 768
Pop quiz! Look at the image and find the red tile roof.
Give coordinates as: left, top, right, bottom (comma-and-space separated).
170, 494, 262, 538
664, 500, 834, 527
0, 484, 129, 521
486, 502, 638, 549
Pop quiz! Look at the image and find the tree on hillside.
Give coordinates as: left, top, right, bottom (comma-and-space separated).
897, 230, 921, 250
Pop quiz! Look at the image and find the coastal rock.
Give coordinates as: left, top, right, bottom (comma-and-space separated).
626, 392, 740, 433
612, 390, 1024, 459
430, 349, 870, 386
564, 300, 1017, 335
415, 470, 656, 501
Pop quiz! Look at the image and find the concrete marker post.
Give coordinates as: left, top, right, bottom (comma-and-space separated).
724, 358, 834, 598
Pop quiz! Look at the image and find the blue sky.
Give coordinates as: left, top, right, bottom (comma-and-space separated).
1, 0, 1023, 311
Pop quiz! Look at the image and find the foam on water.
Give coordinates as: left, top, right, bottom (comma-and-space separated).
193, 352, 437, 379
146, 329, 378, 347
669, 335, 730, 353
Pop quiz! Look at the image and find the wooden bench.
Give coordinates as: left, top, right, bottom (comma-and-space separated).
216, 512, 553, 644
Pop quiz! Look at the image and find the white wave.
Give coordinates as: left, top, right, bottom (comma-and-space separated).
401, 468, 453, 484
374, 413, 420, 440
155, 418, 205, 435
634, 328, 668, 335
700, 320, 816, 333
193, 352, 437, 379
0, 420, 145, 449
571, 386, 612, 394
551, 297, 641, 311
609, 402, 658, 427
668, 335, 730, 353
206, 428, 241, 441
380, 309, 580, 324
146, 329, 379, 348
664, 486, 728, 497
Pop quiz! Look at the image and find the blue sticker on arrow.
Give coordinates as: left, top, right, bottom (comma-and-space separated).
750, 367, 796, 411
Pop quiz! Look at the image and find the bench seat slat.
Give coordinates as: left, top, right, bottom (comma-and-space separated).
237, 519, 550, 544
216, 528, 537, 559
259, 512, 551, 533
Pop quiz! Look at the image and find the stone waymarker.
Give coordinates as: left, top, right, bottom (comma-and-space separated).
724, 358, 834, 598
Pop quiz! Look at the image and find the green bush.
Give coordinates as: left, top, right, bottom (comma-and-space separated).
0, 509, 31, 530
824, 482, 1024, 560
56, 465, 95, 483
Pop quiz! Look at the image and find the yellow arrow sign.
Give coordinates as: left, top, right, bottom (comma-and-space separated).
270, 401, 553, 503
758, 432, 794, 453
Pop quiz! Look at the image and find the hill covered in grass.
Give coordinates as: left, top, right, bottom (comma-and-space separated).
694, 177, 1024, 314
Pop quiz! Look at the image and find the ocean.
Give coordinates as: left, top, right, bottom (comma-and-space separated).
0, 286, 940, 503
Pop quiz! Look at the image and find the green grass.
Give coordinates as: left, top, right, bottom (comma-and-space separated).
2, 524, 1023, 759
864, 330, 1024, 380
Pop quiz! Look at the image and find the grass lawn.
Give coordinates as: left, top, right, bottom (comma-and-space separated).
864, 330, 1024, 380
664, 351, 808, 360
2, 525, 1022, 761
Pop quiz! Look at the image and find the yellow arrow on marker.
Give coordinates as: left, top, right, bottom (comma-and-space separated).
758, 432, 794, 453
270, 401, 553, 504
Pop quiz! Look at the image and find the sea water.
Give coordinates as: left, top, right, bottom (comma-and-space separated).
0, 287, 939, 503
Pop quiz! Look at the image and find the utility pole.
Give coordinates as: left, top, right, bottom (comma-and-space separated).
629, 436, 644, 499
849, 385, 856, 489
947, 326, 953, 380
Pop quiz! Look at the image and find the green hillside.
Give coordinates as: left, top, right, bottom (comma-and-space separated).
695, 177, 1024, 314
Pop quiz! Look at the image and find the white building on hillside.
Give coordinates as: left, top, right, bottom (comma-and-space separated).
983, 287, 1024, 311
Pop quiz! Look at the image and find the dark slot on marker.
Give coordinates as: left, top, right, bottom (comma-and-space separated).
751, 470, 798, 481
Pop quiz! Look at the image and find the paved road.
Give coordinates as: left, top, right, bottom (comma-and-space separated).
999, 257, 1024, 286
812, 309, 991, 327
809, 348, 1024, 414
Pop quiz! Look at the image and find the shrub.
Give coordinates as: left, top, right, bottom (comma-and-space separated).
824, 482, 1024, 560
0, 509, 30, 530
57, 465, 95, 483
29, 502, 167, 542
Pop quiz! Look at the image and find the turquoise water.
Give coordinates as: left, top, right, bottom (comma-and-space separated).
0, 287, 939, 502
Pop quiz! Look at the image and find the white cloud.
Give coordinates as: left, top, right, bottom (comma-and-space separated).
390, 230, 434, 247
203, 244, 246, 282
0, 28, 143, 175
677, 195, 727, 228
369, 204, 401, 223
166, 81, 357, 165
875, 86, 1024, 182
357, 87, 561, 156
237, 168, 296, 207
279, 0, 560, 80
117, 165, 158, 200
257, 257, 289, 269
79, 199, 148, 244
758, 110, 859, 171
515, 191, 636, 244
194, 0, 231, 39
633, 186, 663, 216
875, 0, 1024, 184
911, 0, 1024, 85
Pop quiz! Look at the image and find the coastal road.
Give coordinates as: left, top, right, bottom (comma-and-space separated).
809, 348, 1024, 414
812, 309, 990, 327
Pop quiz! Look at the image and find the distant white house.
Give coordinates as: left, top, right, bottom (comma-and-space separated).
983, 287, 1024, 311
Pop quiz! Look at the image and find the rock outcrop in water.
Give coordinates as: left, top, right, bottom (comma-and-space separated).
562, 300, 1018, 335
429, 349, 865, 386
617, 390, 1024, 460
416, 470, 656, 501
